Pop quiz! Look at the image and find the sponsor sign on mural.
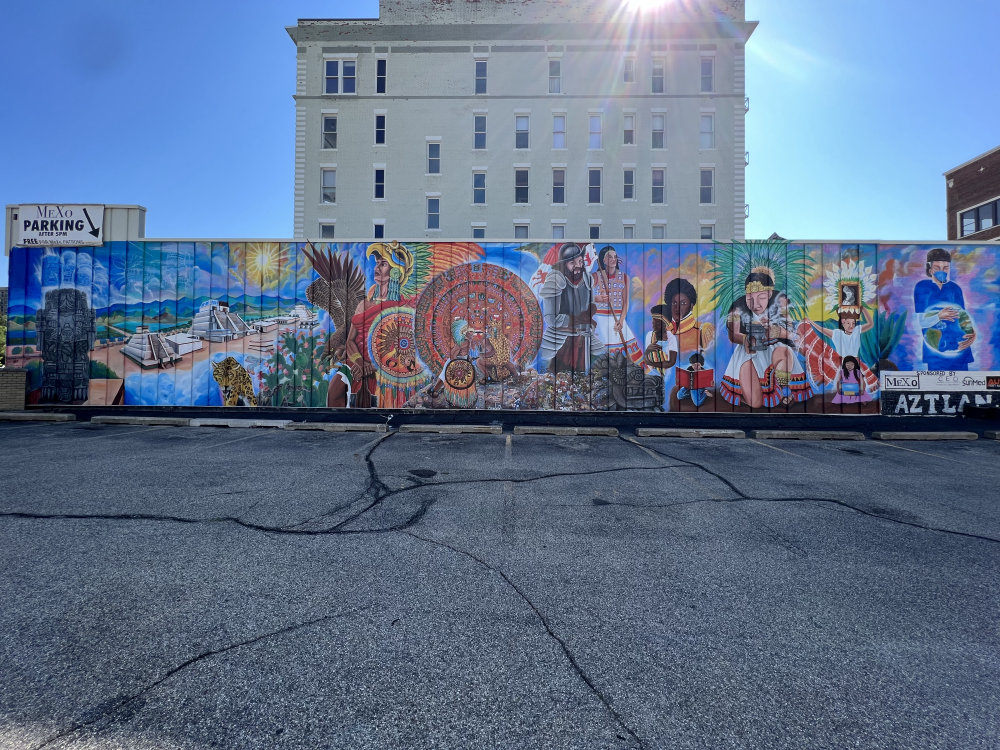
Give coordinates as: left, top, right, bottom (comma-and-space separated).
879, 370, 1000, 415
881, 371, 1000, 391
16, 204, 104, 247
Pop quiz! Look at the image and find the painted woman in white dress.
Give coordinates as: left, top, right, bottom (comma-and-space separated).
721, 271, 812, 408
591, 246, 643, 365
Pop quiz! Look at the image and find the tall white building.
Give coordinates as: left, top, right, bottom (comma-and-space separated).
288, 0, 756, 242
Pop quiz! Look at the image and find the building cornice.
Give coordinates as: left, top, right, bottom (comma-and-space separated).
944, 144, 1000, 177
293, 93, 748, 102
287, 21, 757, 45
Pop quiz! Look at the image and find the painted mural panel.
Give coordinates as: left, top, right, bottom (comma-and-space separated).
876, 243, 1000, 415
5, 239, 997, 414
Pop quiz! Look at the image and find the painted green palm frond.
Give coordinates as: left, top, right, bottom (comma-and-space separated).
707, 241, 739, 316
860, 309, 908, 366
709, 239, 814, 314
882, 309, 907, 359
781, 243, 815, 313
707, 239, 777, 315
403, 242, 486, 297
403, 242, 432, 296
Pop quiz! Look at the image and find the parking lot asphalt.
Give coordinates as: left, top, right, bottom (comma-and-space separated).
1, 421, 998, 749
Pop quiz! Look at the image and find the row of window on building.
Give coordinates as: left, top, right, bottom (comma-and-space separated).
321, 111, 717, 151
319, 166, 716, 206
959, 197, 998, 237
323, 56, 716, 97
317, 219, 716, 241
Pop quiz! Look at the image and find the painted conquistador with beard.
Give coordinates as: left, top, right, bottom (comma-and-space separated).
539, 242, 606, 372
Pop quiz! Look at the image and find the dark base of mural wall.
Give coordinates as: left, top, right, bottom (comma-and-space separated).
22, 405, 998, 435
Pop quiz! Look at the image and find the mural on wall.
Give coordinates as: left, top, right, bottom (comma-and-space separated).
5, 239, 998, 414
876, 243, 1000, 414
709, 239, 814, 408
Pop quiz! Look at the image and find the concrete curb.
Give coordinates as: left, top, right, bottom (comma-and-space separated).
399, 424, 502, 435
513, 426, 619, 437
985, 431, 1000, 440
0, 412, 76, 422
91, 416, 192, 427
189, 418, 292, 429
872, 431, 978, 441
636, 428, 745, 438
751, 430, 865, 441
285, 422, 387, 432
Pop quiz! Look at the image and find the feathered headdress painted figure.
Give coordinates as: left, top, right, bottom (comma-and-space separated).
303, 243, 367, 362
823, 259, 876, 317
365, 241, 414, 300
366, 241, 486, 301
708, 239, 814, 315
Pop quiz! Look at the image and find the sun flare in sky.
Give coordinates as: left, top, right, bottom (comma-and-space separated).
623, 0, 674, 12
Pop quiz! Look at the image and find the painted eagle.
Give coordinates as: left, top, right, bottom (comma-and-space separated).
303, 243, 367, 362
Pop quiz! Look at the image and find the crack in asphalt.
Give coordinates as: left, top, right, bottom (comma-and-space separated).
4, 450, 999, 545
284, 432, 397, 530
387, 463, 681, 489
618, 436, 749, 498
5, 431, 999, 750
30, 605, 370, 750
0, 449, 681, 537
404, 530, 645, 750
327, 431, 400, 530
617, 435, 1000, 546
730, 504, 809, 557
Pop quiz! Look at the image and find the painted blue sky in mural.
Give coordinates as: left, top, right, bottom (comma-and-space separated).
3, 0, 999, 287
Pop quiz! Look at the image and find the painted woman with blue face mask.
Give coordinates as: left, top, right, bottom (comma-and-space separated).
913, 247, 976, 370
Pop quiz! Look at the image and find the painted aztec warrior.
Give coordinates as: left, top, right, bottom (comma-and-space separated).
305, 240, 485, 408
720, 269, 812, 408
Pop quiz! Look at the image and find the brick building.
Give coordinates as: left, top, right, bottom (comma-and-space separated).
945, 145, 1000, 241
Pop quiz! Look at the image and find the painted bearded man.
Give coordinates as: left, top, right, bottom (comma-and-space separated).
539, 242, 606, 373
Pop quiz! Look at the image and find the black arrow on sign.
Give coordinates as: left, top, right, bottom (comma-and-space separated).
83, 207, 100, 238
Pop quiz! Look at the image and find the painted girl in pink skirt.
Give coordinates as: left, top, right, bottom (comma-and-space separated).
832, 356, 873, 404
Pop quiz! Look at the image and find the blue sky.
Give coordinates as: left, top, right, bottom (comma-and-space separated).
2, 0, 998, 286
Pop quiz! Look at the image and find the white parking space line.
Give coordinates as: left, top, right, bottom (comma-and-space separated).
197, 431, 268, 450
871, 439, 975, 466
84, 425, 169, 440
748, 438, 822, 462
